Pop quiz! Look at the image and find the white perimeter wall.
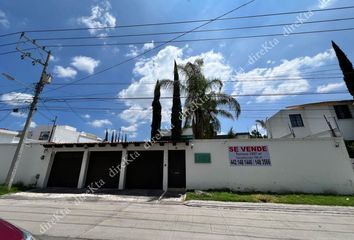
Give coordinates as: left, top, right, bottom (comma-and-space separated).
0, 143, 49, 186
186, 138, 354, 195
1, 138, 353, 195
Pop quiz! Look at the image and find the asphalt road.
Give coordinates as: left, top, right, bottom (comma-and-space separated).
1, 192, 354, 240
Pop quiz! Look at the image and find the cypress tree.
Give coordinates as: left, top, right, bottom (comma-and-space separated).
332, 41, 354, 98
111, 130, 115, 143
117, 128, 121, 142
104, 129, 108, 142
151, 81, 162, 138
171, 61, 182, 140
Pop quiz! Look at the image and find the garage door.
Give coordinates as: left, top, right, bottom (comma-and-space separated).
85, 151, 122, 188
47, 152, 83, 188
125, 151, 163, 189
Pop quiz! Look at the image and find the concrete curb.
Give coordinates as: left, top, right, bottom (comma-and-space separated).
184, 200, 354, 215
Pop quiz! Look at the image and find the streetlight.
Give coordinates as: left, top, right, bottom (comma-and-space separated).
1, 73, 33, 88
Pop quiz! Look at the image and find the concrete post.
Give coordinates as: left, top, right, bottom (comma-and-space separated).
77, 149, 89, 189
42, 149, 56, 188
119, 149, 127, 190
163, 149, 168, 191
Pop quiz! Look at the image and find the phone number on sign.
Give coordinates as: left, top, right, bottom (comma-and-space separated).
230, 158, 271, 166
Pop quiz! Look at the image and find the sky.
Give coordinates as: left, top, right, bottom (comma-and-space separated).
0, 0, 353, 140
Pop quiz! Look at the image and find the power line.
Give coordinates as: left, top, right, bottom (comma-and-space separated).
42, 0, 256, 94
38, 28, 352, 94
5, 27, 354, 50
0, 90, 348, 104
1, 17, 353, 47
1, 5, 353, 38
1, 26, 353, 57
46, 76, 343, 87
63, 100, 87, 123
39, 91, 349, 103
32, 106, 351, 112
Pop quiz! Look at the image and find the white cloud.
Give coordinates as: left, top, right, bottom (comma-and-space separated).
89, 119, 112, 128
77, 0, 116, 35
0, 10, 9, 28
316, 82, 345, 93
82, 114, 91, 119
50, 55, 59, 62
121, 124, 138, 132
1, 92, 33, 106
126, 45, 139, 57
121, 124, 138, 138
233, 49, 336, 103
118, 45, 234, 134
318, 0, 337, 9
71, 56, 100, 74
30, 121, 37, 128
11, 111, 26, 118
142, 41, 155, 51
53, 66, 77, 79
21, 121, 37, 128
126, 41, 155, 57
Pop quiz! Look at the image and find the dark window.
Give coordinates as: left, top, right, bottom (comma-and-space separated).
334, 105, 352, 119
39, 131, 50, 140
289, 114, 304, 127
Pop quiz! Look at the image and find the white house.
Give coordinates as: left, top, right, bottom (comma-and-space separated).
266, 100, 354, 140
0, 125, 100, 144
28, 125, 100, 143
0, 128, 20, 143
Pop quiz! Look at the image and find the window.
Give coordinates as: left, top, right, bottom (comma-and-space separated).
289, 114, 304, 127
39, 131, 50, 140
334, 105, 352, 119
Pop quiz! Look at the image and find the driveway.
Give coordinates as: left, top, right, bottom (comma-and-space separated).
1, 192, 354, 240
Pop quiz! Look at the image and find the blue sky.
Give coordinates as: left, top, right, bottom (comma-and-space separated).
0, 0, 353, 140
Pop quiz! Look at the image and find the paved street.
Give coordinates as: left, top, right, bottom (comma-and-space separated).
1, 193, 354, 240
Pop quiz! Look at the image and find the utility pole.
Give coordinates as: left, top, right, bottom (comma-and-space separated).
48, 116, 57, 142
5, 33, 52, 190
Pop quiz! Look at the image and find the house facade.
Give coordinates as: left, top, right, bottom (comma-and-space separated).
0, 129, 19, 143
0, 137, 353, 194
266, 100, 354, 140
1, 125, 101, 143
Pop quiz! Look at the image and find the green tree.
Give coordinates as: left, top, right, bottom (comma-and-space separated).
332, 41, 354, 98
227, 127, 236, 138
171, 61, 182, 140
151, 81, 162, 138
250, 129, 262, 138
161, 59, 241, 139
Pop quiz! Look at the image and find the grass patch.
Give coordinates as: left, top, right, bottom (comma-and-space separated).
186, 191, 354, 206
0, 183, 31, 196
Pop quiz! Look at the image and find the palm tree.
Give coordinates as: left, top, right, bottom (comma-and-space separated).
160, 59, 241, 139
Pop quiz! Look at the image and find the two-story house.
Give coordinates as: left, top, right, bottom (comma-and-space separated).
266, 100, 354, 140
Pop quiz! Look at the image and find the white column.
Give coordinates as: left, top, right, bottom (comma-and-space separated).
41, 149, 56, 188
77, 149, 89, 189
163, 149, 168, 191
119, 149, 127, 190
